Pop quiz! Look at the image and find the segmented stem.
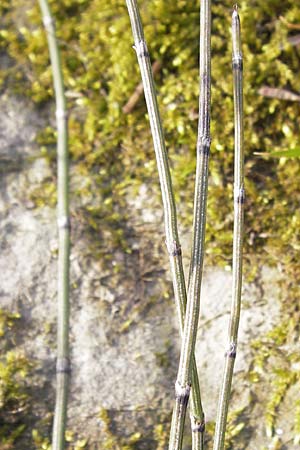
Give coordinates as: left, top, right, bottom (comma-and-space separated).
38, 2, 70, 449
213, 7, 244, 450
169, 0, 211, 448
125, 1, 205, 449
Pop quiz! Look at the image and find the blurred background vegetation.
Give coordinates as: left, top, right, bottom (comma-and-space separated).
0, 0, 300, 448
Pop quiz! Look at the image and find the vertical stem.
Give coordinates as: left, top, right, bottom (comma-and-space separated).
213, 6, 244, 450
125, 1, 205, 449
169, 0, 211, 448
38, 2, 70, 450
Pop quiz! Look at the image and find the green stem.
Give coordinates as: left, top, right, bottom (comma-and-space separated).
38, 2, 70, 449
125, 1, 205, 448
213, 6, 244, 450
169, 0, 211, 448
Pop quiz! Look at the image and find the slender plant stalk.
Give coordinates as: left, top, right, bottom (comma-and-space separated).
38, 2, 70, 449
213, 7, 244, 450
168, 1, 211, 449
125, 1, 205, 448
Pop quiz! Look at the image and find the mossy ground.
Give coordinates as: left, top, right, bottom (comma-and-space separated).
1, 0, 300, 448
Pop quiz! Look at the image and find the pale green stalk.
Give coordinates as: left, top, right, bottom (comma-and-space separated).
38, 2, 70, 450
125, 1, 205, 448
213, 7, 244, 450
169, 0, 211, 449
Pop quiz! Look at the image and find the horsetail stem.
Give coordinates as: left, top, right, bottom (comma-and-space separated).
125, 1, 205, 448
38, 1, 70, 449
213, 6, 244, 450
168, 0, 211, 448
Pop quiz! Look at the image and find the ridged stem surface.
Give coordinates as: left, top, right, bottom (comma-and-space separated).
38, 2, 70, 449
125, 1, 205, 449
213, 7, 244, 450
169, 1, 211, 449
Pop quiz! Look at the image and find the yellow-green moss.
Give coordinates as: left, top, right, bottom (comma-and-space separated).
1, 0, 299, 260
98, 408, 142, 450
1, 0, 300, 447
0, 310, 31, 448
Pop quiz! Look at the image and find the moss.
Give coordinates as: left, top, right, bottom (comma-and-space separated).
153, 422, 170, 450
249, 317, 300, 442
29, 181, 57, 207
265, 369, 296, 439
31, 428, 88, 450
294, 400, 300, 445
154, 340, 172, 369
1, 0, 300, 447
2, 0, 299, 260
0, 309, 21, 338
0, 309, 31, 448
98, 408, 143, 450
32, 429, 51, 450
204, 407, 246, 449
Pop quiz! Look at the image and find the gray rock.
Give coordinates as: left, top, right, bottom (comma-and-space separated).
0, 91, 294, 449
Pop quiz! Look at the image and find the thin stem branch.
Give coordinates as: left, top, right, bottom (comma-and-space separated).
213, 6, 244, 450
169, 0, 211, 448
38, 2, 70, 450
125, 1, 205, 448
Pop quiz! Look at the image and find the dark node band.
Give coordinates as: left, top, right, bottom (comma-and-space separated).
192, 421, 206, 433
176, 391, 190, 407
235, 188, 245, 204
134, 40, 150, 58
201, 73, 208, 84
175, 382, 191, 407
199, 143, 210, 156
56, 357, 71, 374
232, 59, 243, 71
198, 136, 211, 156
138, 49, 149, 58
166, 240, 182, 257
225, 343, 237, 359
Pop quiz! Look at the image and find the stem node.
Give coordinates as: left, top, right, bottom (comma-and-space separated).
42, 15, 55, 30
191, 418, 206, 433
133, 40, 149, 58
166, 240, 182, 257
232, 57, 243, 70
175, 381, 191, 407
56, 109, 68, 120
57, 216, 71, 230
225, 342, 237, 359
234, 186, 245, 204
56, 357, 71, 374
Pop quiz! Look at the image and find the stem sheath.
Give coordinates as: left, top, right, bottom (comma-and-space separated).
169, 0, 211, 448
213, 7, 244, 450
125, 1, 205, 448
38, 2, 70, 449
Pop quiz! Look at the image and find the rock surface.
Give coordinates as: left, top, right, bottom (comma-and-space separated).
0, 91, 297, 449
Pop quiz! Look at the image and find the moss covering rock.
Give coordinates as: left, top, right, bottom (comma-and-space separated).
0, 0, 300, 448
